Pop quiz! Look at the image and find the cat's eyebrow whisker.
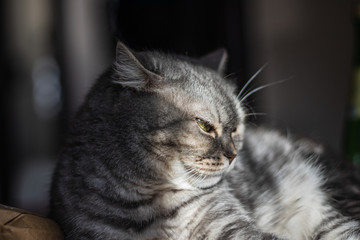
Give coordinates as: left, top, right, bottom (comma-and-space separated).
241, 101, 257, 118
224, 72, 236, 79
240, 76, 292, 104
237, 62, 269, 99
245, 113, 268, 118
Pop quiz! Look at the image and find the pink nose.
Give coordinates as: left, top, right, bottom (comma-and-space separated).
225, 152, 237, 164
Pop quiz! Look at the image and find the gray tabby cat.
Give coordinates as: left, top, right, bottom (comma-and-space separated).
50, 42, 360, 240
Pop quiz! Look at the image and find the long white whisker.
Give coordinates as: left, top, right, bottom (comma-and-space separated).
185, 169, 197, 181
183, 174, 193, 184
199, 172, 208, 186
183, 168, 194, 176
193, 172, 204, 186
193, 171, 201, 184
173, 167, 195, 183
237, 62, 269, 99
240, 76, 292, 104
184, 167, 200, 184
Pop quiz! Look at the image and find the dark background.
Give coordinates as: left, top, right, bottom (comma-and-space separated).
0, 0, 357, 215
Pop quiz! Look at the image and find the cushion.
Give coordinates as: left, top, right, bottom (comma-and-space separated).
0, 204, 63, 240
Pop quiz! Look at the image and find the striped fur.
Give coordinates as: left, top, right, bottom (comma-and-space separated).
50, 42, 360, 239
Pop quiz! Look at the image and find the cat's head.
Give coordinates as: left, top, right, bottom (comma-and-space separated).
86, 42, 246, 190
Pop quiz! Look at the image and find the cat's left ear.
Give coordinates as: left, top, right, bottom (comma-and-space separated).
200, 48, 228, 74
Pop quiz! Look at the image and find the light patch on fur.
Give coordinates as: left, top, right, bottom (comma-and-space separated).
320, 220, 360, 240
256, 154, 327, 239
169, 159, 197, 190
276, 164, 326, 239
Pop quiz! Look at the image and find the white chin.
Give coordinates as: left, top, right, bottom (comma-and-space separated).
190, 175, 223, 189
170, 174, 223, 190
170, 177, 197, 190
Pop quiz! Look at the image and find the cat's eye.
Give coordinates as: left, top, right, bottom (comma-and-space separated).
195, 118, 214, 132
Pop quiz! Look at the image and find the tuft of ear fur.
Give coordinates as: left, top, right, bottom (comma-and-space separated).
113, 42, 162, 91
200, 48, 228, 74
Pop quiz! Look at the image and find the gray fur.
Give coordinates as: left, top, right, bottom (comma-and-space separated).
50, 42, 360, 240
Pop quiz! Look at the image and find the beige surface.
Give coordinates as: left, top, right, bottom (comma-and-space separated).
0, 204, 63, 240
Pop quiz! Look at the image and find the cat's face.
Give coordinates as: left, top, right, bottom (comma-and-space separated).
164, 100, 245, 189
113, 42, 246, 189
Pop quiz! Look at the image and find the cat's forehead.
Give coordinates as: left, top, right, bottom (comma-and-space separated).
190, 97, 242, 127
161, 74, 244, 127
158, 59, 209, 80
146, 51, 245, 125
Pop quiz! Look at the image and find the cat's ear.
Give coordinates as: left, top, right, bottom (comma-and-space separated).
113, 41, 162, 91
200, 48, 228, 74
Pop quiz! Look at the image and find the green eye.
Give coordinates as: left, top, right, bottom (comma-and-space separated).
195, 118, 214, 132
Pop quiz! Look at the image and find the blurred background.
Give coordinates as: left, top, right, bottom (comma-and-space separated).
0, 0, 359, 215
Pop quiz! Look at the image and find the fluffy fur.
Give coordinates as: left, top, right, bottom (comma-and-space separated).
50, 42, 360, 240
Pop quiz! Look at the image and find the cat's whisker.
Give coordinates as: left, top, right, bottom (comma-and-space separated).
239, 76, 292, 104
171, 167, 194, 184
183, 168, 195, 176
184, 175, 194, 184
191, 170, 200, 183
184, 170, 196, 182
182, 167, 198, 183
186, 166, 197, 174
237, 62, 269, 99
193, 172, 202, 184
241, 101, 265, 124
241, 101, 258, 119
224, 72, 236, 79
199, 172, 208, 185
192, 171, 205, 186
245, 113, 268, 118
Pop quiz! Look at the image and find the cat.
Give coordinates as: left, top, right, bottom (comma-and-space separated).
50, 41, 360, 240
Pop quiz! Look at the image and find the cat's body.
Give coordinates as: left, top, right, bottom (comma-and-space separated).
50, 42, 360, 240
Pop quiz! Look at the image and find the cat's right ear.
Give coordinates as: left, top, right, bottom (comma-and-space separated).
113, 42, 162, 91
200, 48, 228, 75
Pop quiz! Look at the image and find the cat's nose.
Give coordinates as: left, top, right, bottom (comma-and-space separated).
224, 151, 237, 164
220, 136, 237, 164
